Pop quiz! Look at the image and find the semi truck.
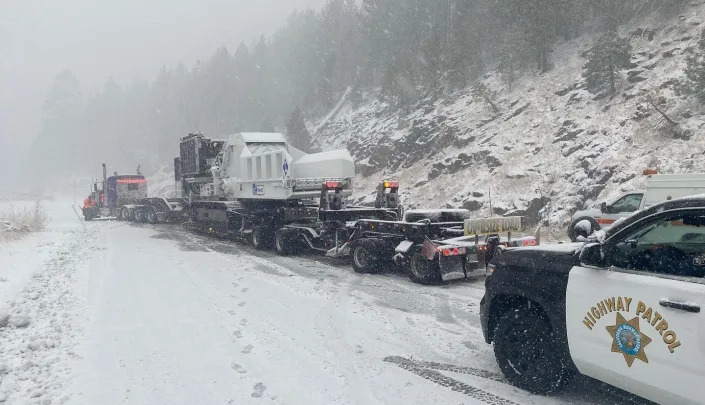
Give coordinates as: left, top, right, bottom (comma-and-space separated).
82, 163, 189, 223
82, 164, 149, 220
175, 132, 399, 254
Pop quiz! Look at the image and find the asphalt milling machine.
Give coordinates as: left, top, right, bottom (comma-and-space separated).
176, 132, 401, 257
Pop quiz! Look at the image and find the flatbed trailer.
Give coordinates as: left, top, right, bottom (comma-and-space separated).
348, 214, 538, 285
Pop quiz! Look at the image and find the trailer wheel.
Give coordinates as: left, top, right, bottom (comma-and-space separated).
251, 227, 272, 250
351, 242, 381, 274
147, 207, 158, 224
409, 253, 441, 285
122, 208, 132, 221
274, 231, 294, 255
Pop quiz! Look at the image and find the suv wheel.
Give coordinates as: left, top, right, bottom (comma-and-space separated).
493, 306, 573, 394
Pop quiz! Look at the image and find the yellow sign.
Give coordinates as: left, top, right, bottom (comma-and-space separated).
580, 296, 681, 366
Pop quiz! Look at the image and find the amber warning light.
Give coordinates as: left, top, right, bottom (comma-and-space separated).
383, 181, 399, 188
117, 178, 146, 184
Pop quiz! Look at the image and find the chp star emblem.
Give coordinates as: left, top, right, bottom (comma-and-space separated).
606, 312, 652, 367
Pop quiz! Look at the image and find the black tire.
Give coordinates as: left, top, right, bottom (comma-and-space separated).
351, 241, 381, 274
147, 207, 158, 224
251, 226, 272, 250
493, 307, 574, 394
274, 231, 294, 255
408, 252, 441, 285
124, 208, 134, 222
568, 217, 600, 242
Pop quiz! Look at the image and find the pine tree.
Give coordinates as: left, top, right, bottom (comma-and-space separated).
41, 69, 82, 119
685, 30, 705, 103
285, 107, 312, 152
583, 31, 632, 94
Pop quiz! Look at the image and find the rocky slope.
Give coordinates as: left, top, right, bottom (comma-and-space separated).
313, 2, 705, 231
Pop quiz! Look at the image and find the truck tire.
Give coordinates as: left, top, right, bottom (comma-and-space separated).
122, 208, 132, 222
408, 252, 441, 285
251, 227, 272, 250
147, 207, 158, 224
493, 306, 573, 395
274, 231, 294, 255
568, 217, 599, 242
351, 241, 381, 274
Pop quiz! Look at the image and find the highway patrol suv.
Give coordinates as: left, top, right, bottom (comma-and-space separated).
481, 196, 705, 405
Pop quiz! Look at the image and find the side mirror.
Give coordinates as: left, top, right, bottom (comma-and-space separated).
579, 243, 606, 268
600, 202, 608, 213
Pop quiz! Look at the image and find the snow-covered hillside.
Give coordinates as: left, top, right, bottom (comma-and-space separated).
314, 2, 705, 229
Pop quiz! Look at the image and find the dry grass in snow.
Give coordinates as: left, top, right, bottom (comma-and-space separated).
0, 202, 49, 241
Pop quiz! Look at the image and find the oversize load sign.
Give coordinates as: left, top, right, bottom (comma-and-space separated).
464, 216, 522, 236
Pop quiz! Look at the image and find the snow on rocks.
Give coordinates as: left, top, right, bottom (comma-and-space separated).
0, 231, 93, 404
0, 311, 9, 328
313, 3, 705, 230
7, 315, 30, 329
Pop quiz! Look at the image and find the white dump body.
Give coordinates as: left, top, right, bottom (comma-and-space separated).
214, 132, 355, 201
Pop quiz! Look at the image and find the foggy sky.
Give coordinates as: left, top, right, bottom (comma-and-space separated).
0, 0, 325, 190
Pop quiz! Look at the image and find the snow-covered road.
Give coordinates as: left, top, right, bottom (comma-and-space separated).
0, 202, 650, 404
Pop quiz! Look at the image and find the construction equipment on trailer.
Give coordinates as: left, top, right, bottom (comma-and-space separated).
176, 132, 397, 254
348, 212, 538, 284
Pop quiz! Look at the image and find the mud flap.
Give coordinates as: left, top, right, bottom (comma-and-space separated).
439, 255, 465, 281
326, 242, 351, 258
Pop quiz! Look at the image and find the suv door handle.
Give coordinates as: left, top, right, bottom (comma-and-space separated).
659, 299, 701, 313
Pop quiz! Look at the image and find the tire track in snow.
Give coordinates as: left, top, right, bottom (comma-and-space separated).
384, 356, 520, 405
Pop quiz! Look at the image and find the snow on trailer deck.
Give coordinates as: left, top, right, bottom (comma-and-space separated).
0, 200, 651, 405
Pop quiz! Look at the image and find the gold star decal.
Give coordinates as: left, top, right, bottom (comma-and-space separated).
606, 312, 652, 367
